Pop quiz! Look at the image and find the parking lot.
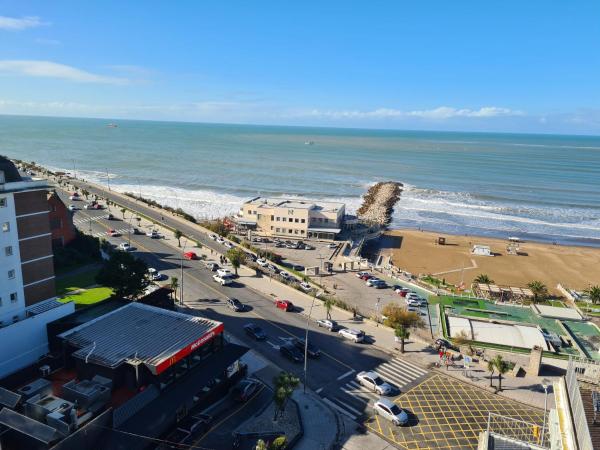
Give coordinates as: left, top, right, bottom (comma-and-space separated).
364, 374, 547, 449
263, 239, 338, 271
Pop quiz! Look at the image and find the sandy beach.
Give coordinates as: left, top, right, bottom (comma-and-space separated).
381, 229, 600, 294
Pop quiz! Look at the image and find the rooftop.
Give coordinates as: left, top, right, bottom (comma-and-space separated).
245, 196, 345, 213
58, 303, 223, 375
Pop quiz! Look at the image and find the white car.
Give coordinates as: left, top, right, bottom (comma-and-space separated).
316, 319, 339, 331
279, 271, 292, 280
147, 268, 162, 281
356, 271, 370, 278
338, 328, 365, 343
356, 371, 393, 396
327, 243, 337, 249
68, 204, 77, 211
365, 278, 382, 287
212, 274, 232, 286
406, 292, 420, 300
405, 298, 421, 307
224, 241, 234, 249
69, 195, 80, 201
256, 258, 269, 267
146, 230, 160, 238
217, 268, 233, 278
216, 237, 225, 244
299, 282, 312, 292
209, 234, 218, 240
373, 398, 409, 426
119, 243, 132, 251
303, 244, 314, 250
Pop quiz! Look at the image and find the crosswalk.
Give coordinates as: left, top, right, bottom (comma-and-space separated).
72, 214, 110, 226
322, 358, 429, 421
91, 228, 132, 238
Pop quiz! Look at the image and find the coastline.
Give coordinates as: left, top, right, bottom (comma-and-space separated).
381, 228, 600, 292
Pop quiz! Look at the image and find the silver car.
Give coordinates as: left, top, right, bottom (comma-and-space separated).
356, 371, 393, 395
373, 398, 409, 426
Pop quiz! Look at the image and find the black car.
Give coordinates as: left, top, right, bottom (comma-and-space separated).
132, 227, 143, 235
279, 343, 304, 363
231, 378, 261, 402
107, 213, 114, 220
227, 298, 245, 312
206, 262, 219, 271
244, 323, 267, 340
435, 338, 453, 349
292, 338, 321, 358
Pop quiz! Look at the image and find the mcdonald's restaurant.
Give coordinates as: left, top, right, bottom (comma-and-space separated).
0, 300, 248, 450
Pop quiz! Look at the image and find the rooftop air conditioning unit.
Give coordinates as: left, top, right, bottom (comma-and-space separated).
39, 365, 51, 377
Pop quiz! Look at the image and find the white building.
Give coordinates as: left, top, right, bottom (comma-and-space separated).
0, 157, 74, 378
472, 244, 492, 256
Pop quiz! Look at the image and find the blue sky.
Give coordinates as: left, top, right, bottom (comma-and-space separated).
0, 1, 599, 134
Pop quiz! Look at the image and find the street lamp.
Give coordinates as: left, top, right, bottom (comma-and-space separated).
541, 379, 550, 446
303, 289, 323, 394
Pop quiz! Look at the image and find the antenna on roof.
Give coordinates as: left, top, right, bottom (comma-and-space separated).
85, 341, 97, 364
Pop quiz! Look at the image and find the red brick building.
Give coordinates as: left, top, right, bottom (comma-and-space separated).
47, 191, 76, 248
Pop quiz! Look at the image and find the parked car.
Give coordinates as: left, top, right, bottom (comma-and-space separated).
292, 337, 321, 358
279, 343, 304, 363
68, 204, 77, 211
275, 299, 294, 311
360, 273, 374, 281
279, 271, 292, 281
267, 264, 280, 274
184, 251, 198, 260
231, 378, 261, 402
327, 243, 337, 249
107, 229, 119, 237
366, 278, 382, 287
338, 328, 365, 343
146, 230, 160, 238
373, 280, 387, 289
244, 323, 267, 340
69, 195, 80, 201
256, 258, 269, 267
217, 268, 233, 278
357, 271, 370, 278
285, 242, 298, 249
435, 338, 454, 350
206, 262, 219, 271
356, 371, 393, 396
299, 282, 312, 292
148, 268, 163, 281
303, 244, 314, 250
213, 274, 232, 286
84, 203, 93, 210
316, 319, 339, 331
227, 298, 245, 312
373, 398, 409, 426
216, 237, 225, 244
405, 298, 421, 307
209, 234, 218, 240
118, 242, 132, 252
224, 241, 234, 249
132, 227, 143, 235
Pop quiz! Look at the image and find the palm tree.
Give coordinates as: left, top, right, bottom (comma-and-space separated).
585, 285, 600, 305
474, 274, 494, 284
323, 297, 334, 320
395, 325, 410, 353
120, 207, 126, 220
174, 229, 183, 247
527, 281, 548, 303
493, 355, 509, 392
273, 372, 299, 421
170, 276, 179, 300
487, 360, 495, 388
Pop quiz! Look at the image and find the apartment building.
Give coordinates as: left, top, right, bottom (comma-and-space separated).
47, 191, 76, 248
236, 197, 345, 240
0, 157, 74, 378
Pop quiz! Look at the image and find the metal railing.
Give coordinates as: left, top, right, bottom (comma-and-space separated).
566, 357, 595, 450
486, 413, 549, 448
569, 356, 600, 386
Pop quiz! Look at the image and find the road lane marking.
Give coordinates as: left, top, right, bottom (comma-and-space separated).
375, 414, 383, 434
387, 359, 427, 377
395, 358, 428, 374
337, 369, 355, 381
322, 398, 358, 420
266, 340, 280, 350
315, 387, 323, 394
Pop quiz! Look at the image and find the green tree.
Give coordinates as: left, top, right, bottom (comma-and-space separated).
527, 281, 548, 303
487, 360, 495, 388
226, 247, 245, 276
273, 372, 299, 421
170, 276, 179, 300
585, 285, 600, 305
120, 207, 127, 220
174, 229, 183, 247
96, 251, 149, 299
394, 325, 410, 353
255, 437, 286, 450
323, 297, 334, 320
474, 274, 494, 284
493, 355, 509, 392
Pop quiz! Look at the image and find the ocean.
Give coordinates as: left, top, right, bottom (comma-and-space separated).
1, 114, 600, 247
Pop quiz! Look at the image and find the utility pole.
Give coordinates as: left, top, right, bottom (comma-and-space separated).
105, 169, 111, 191
73, 159, 77, 179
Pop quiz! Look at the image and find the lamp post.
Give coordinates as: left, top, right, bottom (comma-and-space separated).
541, 379, 550, 446
180, 239, 188, 306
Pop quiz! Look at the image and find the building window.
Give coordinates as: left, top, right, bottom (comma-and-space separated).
10, 292, 17, 303
276, 217, 280, 222
271, 215, 274, 221
294, 230, 299, 234
5, 246, 12, 256
288, 229, 293, 234
276, 228, 280, 233
301, 219, 305, 223
0, 197, 6, 207
1, 222, 9, 232
282, 217, 286, 222
295, 218, 299, 223
270, 226, 274, 230
300, 230, 305, 234
8, 269, 15, 279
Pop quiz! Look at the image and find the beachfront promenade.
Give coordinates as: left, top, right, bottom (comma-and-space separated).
57, 175, 557, 412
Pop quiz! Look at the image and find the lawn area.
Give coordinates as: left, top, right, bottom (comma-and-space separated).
576, 302, 600, 317
55, 266, 100, 296
546, 300, 566, 308
59, 287, 113, 306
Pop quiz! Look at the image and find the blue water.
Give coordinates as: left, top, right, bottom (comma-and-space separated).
2, 114, 600, 246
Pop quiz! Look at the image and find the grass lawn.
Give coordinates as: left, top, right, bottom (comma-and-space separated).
55, 267, 100, 296
59, 287, 113, 306
547, 300, 566, 308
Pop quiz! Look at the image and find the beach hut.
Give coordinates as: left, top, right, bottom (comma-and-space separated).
471, 244, 492, 256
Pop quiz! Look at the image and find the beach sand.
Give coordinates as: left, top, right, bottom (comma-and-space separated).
381, 229, 600, 294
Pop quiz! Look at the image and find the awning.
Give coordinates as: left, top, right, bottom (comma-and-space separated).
307, 227, 341, 233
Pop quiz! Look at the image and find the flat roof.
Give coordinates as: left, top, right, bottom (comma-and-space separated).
58, 303, 223, 375
245, 196, 344, 212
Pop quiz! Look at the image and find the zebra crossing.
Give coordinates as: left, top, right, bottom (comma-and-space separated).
72, 214, 109, 226
91, 227, 133, 238
322, 358, 429, 421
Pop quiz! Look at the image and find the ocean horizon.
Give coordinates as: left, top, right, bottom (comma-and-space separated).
2, 114, 600, 247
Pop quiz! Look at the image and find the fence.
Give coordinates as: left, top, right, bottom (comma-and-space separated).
566, 357, 595, 450
486, 412, 549, 448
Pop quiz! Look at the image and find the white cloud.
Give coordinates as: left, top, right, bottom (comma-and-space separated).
0, 60, 130, 85
0, 16, 46, 30
300, 106, 524, 120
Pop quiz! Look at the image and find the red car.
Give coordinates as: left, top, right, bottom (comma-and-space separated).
108, 229, 119, 237
183, 251, 198, 260
275, 299, 294, 312
360, 274, 374, 281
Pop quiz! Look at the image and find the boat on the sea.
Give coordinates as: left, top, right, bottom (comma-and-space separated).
304, 141, 314, 145
107, 123, 118, 128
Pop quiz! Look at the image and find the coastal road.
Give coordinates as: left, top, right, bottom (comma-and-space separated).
63, 192, 420, 420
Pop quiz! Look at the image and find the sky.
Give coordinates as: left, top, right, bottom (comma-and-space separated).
0, 1, 599, 134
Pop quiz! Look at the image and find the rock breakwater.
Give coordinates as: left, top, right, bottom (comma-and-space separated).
357, 181, 403, 227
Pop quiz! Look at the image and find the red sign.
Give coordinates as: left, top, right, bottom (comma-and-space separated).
154, 322, 224, 375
